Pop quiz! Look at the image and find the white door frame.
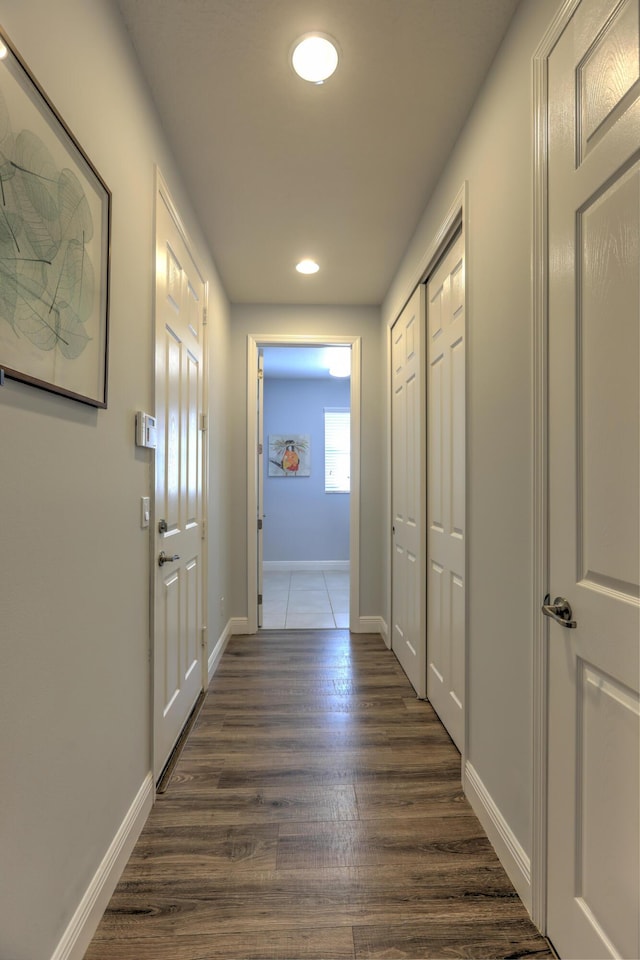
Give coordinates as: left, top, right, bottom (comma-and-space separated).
257, 348, 264, 628
152, 169, 209, 778
246, 333, 361, 634
387, 182, 468, 732
531, 0, 585, 932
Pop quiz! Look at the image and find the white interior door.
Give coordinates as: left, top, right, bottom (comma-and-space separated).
257, 348, 264, 628
426, 231, 465, 751
154, 186, 205, 780
546, 2, 639, 957
391, 286, 426, 698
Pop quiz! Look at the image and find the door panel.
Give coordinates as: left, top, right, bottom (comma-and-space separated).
154, 190, 205, 780
186, 348, 200, 524
580, 166, 639, 593
185, 556, 199, 671
578, 666, 639, 954
391, 286, 426, 697
160, 567, 180, 710
546, 1, 639, 955
426, 232, 465, 751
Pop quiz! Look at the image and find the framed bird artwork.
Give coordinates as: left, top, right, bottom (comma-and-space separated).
268, 434, 310, 477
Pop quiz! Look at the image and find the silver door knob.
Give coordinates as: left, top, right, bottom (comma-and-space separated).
542, 594, 577, 628
158, 551, 180, 566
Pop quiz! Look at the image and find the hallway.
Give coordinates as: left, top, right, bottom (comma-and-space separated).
85, 630, 553, 959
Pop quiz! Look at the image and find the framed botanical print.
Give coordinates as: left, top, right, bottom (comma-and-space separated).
0, 29, 111, 407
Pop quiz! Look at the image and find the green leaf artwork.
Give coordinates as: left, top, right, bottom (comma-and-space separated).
0, 87, 94, 359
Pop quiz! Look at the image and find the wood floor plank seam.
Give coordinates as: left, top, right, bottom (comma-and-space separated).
85, 629, 554, 960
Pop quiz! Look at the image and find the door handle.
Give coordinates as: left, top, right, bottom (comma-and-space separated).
542, 594, 577, 628
158, 551, 180, 567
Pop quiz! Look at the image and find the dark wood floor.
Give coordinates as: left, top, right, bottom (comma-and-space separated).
85, 630, 554, 960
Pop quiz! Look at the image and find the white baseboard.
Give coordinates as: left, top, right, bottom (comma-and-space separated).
207, 618, 252, 681
263, 560, 350, 573
212, 614, 385, 643
52, 772, 154, 960
464, 760, 531, 912
351, 615, 386, 637
208, 621, 235, 682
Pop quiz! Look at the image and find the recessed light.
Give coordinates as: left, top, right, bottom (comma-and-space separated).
291, 33, 339, 84
0, 42, 8, 60
296, 259, 320, 275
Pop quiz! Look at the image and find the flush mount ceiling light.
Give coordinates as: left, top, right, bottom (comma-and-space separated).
296, 259, 320, 275
291, 33, 339, 84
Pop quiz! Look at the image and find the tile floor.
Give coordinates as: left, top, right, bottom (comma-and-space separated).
261, 569, 349, 629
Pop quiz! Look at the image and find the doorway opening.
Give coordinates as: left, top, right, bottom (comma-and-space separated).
261, 346, 350, 628
246, 335, 361, 635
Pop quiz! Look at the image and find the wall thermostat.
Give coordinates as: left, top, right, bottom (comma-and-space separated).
135, 411, 157, 449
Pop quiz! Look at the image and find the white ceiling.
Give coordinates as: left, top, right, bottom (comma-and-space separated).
115, 0, 520, 306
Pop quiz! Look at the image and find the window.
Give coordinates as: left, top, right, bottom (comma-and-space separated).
324, 407, 350, 493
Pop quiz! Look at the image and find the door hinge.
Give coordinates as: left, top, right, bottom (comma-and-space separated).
258, 518, 263, 531
199, 413, 207, 431
258, 368, 263, 380
201, 519, 206, 540
202, 306, 208, 325
258, 594, 263, 606
258, 442, 263, 455
201, 625, 208, 648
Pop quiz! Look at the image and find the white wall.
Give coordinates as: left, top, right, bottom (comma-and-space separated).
383, 0, 562, 878
0, 2, 230, 957
229, 305, 384, 621
263, 377, 350, 562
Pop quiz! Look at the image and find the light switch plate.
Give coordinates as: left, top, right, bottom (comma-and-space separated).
141, 496, 150, 528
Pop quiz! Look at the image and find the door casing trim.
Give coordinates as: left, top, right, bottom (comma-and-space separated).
531, 0, 583, 933
246, 334, 361, 634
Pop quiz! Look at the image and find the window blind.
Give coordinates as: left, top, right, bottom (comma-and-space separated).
324, 407, 350, 493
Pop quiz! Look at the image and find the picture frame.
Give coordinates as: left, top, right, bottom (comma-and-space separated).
0, 29, 111, 408
268, 434, 311, 477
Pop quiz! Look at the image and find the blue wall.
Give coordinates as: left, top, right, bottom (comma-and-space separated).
263, 378, 350, 561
